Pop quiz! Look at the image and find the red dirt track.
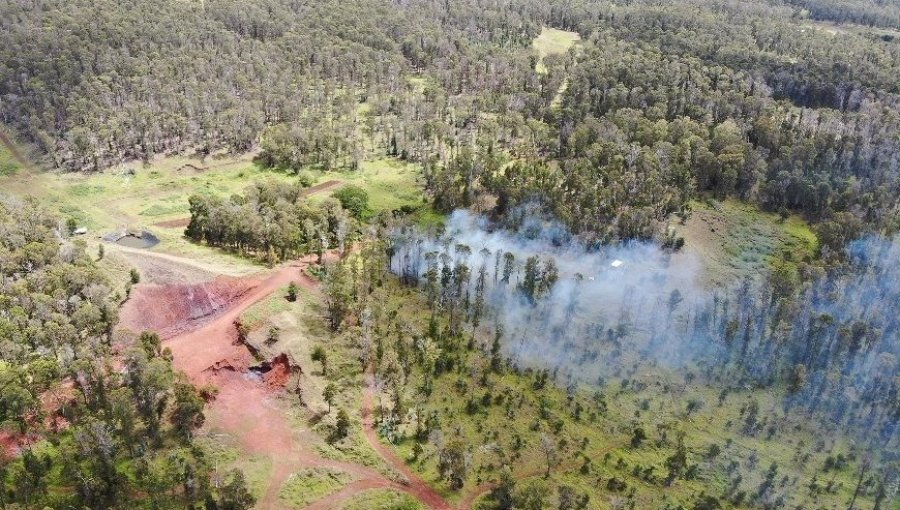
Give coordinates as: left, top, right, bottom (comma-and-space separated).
120, 253, 454, 510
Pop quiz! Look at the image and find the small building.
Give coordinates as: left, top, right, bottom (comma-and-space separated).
610, 259, 624, 268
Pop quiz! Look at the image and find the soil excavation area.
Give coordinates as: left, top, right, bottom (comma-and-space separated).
119, 252, 451, 510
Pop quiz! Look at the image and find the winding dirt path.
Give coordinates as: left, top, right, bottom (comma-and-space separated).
149, 253, 449, 510
361, 372, 453, 510
0, 129, 30, 168
140, 248, 586, 510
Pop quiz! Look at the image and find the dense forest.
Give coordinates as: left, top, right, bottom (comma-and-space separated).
184, 179, 363, 263
3, 0, 900, 245
315, 222, 899, 510
388, 211, 900, 446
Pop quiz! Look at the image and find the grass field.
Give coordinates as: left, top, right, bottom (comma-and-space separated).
0, 142, 19, 176
532, 27, 581, 74
0, 147, 427, 269
278, 468, 352, 508
339, 489, 424, 510
677, 199, 818, 286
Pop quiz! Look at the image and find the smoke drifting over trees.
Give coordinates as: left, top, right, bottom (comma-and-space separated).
389, 210, 900, 445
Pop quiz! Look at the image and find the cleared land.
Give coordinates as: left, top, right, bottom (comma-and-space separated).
0, 145, 425, 272
532, 27, 581, 74
677, 199, 818, 286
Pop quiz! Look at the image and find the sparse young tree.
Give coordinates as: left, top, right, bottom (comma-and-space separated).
311, 346, 328, 375
323, 383, 337, 413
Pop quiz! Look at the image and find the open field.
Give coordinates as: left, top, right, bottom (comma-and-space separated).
0, 140, 427, 270
802, 18, 900, 39
339, 488, 425, 510
677, 199, 818, 286
532, 27, 581, 74
0, 138, 20, 176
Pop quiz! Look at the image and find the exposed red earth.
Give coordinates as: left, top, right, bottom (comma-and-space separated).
0, 381, 75, 460
120, 276, 261, 338
153, 217, 191, 229
118, 253, 454, 509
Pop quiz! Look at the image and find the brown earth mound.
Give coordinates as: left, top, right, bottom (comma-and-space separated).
203, 352, 300, 392
301, 179, 342, 196
119, 277, 261, 338
153, 217, 191, 229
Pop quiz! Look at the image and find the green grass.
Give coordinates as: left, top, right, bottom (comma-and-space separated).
278, 468, 351, 508
0, 152, 427, 271
309, 269, 874, 510
532, 27, 580, 74
339, 489, 425, 510
679, 199, 818, 286
0, 146, 19, 176
307, 158, 426, 213
195, 435, 274, 500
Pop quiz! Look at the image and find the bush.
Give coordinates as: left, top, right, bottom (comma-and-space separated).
332, 185, 369, 219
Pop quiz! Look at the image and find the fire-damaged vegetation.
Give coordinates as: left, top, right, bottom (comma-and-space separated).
0, 198, 253, 508
304, 214, 898, 510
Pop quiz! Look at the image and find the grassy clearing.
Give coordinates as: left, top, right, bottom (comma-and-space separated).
0, 143, 19, 176
195, 435, 275, 501
532, 26, 580, 74
339, 488, 425, 510
677, 199, 818, 287
306, 158, 426, 213
0, 151, 426, 271
278, 467, 352, 508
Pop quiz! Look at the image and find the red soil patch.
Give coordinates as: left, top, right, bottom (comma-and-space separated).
302, 179, 343, 196
259, 353, 299, 390
0, 383, 76, 460
119, 276, 260, 338
202, 352, 299, 391
136, 253, 450, 510
153, 217, 191, 229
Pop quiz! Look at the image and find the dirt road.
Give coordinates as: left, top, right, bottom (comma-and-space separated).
145, 253, 452, 510
361, 372, 453, 510
0, 129, 30, 168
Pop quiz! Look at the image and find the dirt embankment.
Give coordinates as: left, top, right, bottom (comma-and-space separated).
0, 130, 30, 168
119, 277, 261, 338
153, 217, 191, 229
119, 251, 455, 510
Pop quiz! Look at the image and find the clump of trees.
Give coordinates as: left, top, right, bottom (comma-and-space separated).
185, 179, 356, 262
